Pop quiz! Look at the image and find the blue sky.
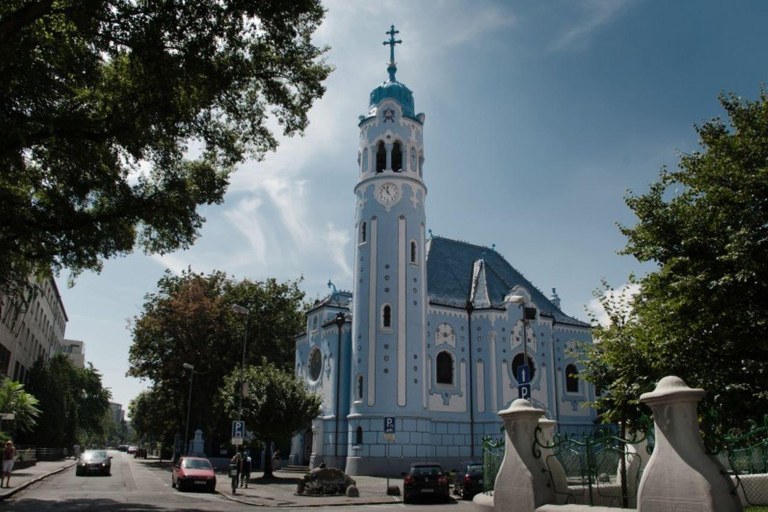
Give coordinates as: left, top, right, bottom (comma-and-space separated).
56, 1, 768, 416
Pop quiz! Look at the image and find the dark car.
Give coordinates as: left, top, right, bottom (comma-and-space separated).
117, 445, 128, 452
453, 460, 484, 499
76, 450, 112, 476
403, 462, 450, 503
172, 456, 217, 492
134, 448, 148, 459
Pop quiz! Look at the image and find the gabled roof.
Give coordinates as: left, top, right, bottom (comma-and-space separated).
425, 236, 589, 327
306, 289, 352, 315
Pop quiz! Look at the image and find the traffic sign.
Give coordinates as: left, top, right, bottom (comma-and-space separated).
384, 417, 396, 433
384, 433, 396, 443
518, 384, 531, 400
232, 420, 245, 438
516, 364, 531, 384
231, 437, 243, 446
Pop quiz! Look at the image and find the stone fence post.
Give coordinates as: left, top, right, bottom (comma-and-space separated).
637, 376, 742, 512
493, 399, 556, 512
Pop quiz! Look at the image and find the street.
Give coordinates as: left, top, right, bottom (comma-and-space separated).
0, 451, 477, 511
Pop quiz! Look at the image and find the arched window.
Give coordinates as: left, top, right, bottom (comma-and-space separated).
382, 305, 392, 328
436, 351, 454, 385
392, 141, 403, 171
511, 353, 536, 383
359, 221, 367, 244
356, 426, 363, 445
410, 240, 418, 264
356, 374, 364, 400
565, 364, 579, 393
376, 141, 386, 172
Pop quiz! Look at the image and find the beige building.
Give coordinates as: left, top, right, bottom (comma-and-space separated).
0, 277, 68, 382
61, 339, 86, 369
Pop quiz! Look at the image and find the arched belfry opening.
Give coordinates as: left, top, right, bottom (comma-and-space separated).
376, 141, 386, 172
392, 141, 403, 171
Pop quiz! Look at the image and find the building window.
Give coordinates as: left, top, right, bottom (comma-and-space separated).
356, 426, 363, 445
436, 351, 454, 385
392, 141, 403, 171
382, 305, 392, 329
308, 347, 322, 382
376, 141, 386, 172
360, 221, 367, 244
565, 364, 579, 393
511, 353, 536, 382
410, 240, 418, 264
356, 374, 364, 401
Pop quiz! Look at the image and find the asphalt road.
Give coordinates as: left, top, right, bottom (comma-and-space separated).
0, 450, 476, 511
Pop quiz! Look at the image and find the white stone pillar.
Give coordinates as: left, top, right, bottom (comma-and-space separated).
493, 399, 556, 512
637, 376, 742, 512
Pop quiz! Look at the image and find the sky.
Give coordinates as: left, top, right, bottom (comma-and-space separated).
55, 1, 768, 417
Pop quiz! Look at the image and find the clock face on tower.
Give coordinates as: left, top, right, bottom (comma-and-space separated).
376, 182, 400, 206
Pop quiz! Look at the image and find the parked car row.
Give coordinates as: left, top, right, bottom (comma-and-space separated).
401, 460, 484, 503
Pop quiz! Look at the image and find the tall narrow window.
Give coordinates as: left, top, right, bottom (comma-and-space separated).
382, 305, 392, 328
356, 374, 364, 400
410, 240, 418, 264
565, 364, 579, 393
376, 141, 386, 172
356, 426, 363, 445
436, 351, 454, 385
360, 221, 367, 244
392, 141, 403, 171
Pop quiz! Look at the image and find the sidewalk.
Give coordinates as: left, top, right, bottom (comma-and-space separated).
0, 458, 76, 501
215, 469, 403, 508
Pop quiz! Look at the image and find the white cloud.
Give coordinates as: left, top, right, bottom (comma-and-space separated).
551, 0, 634, 52
585, 281, 640, 326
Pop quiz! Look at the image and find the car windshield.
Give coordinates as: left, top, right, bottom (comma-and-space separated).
182, 459, 212, 469
83, 451, 107, 460
467, 464, 483, 474
412, 466, 442, 476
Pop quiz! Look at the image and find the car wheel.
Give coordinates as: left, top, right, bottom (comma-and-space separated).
171, 477, 176, 489
462, 489, 469, 500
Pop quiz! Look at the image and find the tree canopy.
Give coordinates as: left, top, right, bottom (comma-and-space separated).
0, 378, 40, 438
127, 269, 306, 453
0, 0, 332, 297
584, 89, 768, 433
219, 363, 321, 478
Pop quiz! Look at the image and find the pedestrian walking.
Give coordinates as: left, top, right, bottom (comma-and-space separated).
240, 455, 251, 488
73, 444, 81, 459
230, 452, 241, 494
2, 440, 18, 488
271, 449, 280, 471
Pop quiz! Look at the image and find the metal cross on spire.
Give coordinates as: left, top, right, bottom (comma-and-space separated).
383, 25, 402, 81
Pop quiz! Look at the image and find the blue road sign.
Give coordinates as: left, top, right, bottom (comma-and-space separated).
384, 417, 396, 433
232, 420, 245, 438
517, 364, 531, 384
518, 384, 531, 400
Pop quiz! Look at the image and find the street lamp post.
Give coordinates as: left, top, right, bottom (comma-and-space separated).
182, 362, 195, 455
508, 294, 537, 394
232, 304, 249, 459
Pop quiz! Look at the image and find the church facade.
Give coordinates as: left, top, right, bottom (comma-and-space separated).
289, 28, 595, 476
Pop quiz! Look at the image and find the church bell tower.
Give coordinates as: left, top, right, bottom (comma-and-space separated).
347, 26, 429, 475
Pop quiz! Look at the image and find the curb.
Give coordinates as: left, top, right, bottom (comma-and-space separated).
216, 490, 401, 508
0, 460, 77, 501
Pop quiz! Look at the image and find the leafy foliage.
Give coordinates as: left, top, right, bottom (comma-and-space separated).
585, 90, 768, 433
0, 378, 40, 435
21, 355, 110, 447
219, 363, 321, 478
0, 0, 332, 297
127, 269, 306, 453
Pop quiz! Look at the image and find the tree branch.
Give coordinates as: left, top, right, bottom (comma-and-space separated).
0, 0, 55, 44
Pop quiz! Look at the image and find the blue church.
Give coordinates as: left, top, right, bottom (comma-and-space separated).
289, 27, 595, 476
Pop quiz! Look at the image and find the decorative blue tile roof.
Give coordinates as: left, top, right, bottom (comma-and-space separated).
425, 236, 590, 327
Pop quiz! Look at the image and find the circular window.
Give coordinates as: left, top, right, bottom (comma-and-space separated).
511, 353, 536, 382
308, 347, 322, 381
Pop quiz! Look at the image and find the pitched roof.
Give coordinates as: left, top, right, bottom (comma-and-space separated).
425, 236, 589, 327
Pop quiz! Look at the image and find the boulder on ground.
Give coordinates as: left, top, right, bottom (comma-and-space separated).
346, 485, 359, 497
296, 466, 357, 496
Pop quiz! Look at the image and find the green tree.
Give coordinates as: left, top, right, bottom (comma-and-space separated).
587, 89, 768, 433
0, 0, 332, 298
22, 355, 110, 447
219, 364, 321, 478
129, 387, 177, 454
128, 269, 305, 453
0, 379, 40, 437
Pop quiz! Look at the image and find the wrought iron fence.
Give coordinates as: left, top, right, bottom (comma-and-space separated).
714, 415, 768, 506
481, 436, 504, 493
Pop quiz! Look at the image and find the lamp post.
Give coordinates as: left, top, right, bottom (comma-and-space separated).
508, 294, 537, 390
182, 362, 195, 455
232, 304, 249, 459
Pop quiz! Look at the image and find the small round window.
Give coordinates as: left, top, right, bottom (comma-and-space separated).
309, 347, 322, 381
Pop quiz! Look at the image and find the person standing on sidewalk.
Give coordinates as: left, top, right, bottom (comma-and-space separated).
240, 455, 251, 488
230, 453, 241, 494
2, 440, 18, 488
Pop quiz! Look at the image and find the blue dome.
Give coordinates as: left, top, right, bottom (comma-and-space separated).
369, 78, 416, 119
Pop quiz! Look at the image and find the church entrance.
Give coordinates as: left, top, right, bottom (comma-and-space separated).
302, 427, 312, 464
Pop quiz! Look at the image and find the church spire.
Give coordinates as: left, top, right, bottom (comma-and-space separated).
382, 25, 402, 82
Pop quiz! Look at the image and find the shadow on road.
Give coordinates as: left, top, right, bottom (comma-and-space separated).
2, 498, 215, 511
